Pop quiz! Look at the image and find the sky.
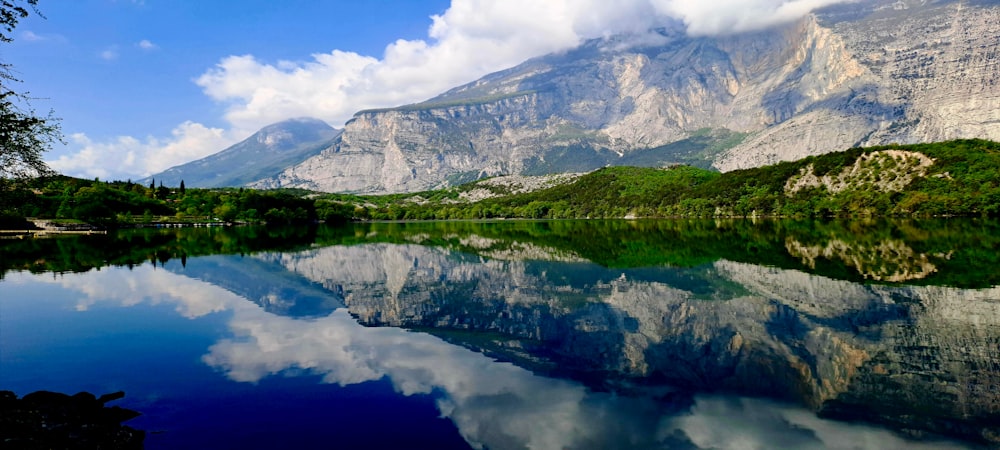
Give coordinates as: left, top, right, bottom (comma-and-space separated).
5, 0, 853, 181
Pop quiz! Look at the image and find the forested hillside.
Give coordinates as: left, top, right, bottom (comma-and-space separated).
337, 139, 1000, 220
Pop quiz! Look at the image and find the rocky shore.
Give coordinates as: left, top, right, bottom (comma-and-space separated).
0, 390, 145, 449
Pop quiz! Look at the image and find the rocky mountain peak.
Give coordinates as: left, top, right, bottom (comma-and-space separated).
249, 0, 998, 194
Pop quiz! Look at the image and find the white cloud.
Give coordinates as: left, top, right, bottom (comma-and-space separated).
56, 0, 853, 180
49, 122, 240, 179
22, 30, 45, 42
20, 30, 69, 44
651, 0, 856, 35
195, 0, 669, 132
99, 46, 119, 61
196, 51, 380, 131
136, 39, 157, 50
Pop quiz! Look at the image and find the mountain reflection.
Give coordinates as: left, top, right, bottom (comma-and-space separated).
6, 219, 999, 447
202, 303, 960, 450
247, 238, 998, 446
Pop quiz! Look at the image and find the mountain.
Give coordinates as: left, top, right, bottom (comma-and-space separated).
251, 0, 999, 194
143, 117, 340, 188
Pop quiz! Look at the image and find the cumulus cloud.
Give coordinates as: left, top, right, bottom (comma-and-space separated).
195, 0, 669, 132
196, 51, 380, 131
49, 122, 240, 179
651, 0, 855, 35
55, 0, 853, 180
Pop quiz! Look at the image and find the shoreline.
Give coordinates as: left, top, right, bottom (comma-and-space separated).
1, 229, 108, 239
0, 221, 231, 238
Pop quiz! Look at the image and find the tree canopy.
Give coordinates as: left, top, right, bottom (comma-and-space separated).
1, 0, 60, 180
2, 0, 37, 42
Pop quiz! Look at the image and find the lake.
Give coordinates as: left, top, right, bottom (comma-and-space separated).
2, 219, 998, 449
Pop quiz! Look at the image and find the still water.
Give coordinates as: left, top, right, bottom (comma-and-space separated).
2, 219, 998, 449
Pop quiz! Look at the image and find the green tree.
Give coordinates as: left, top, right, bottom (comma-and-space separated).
1, 0, 61, 180
55, 187, 72, 218
214, 202, 238, 223
155, 182, 170, 200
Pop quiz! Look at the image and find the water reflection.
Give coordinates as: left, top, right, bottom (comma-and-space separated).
257, 240, 1000, 445
3, 219, 999, 448
36, 262, 248, 318
201, 302, 962, 450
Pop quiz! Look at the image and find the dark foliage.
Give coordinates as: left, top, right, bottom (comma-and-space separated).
1, 176, 327, 227
0, 390, 144, 449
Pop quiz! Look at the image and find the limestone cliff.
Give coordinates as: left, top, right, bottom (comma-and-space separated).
718, 0, 1000, 170
252, 0, 1000, 193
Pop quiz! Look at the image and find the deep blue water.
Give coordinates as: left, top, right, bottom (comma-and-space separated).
2, 264, 471, 449
3, 221, 998, 449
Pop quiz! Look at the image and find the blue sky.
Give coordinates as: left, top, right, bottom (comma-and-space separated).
5, 0, 850, 180
9, 1, 450, 139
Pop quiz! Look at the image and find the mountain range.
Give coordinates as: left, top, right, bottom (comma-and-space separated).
148, 0, 1000, 193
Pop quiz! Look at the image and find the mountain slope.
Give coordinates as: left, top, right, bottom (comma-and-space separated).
144, 117, 340, 188
338, 139, 1000, 220
255, 0, 999, 194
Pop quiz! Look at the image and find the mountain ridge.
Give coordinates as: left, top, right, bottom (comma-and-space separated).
142, 117, 339, 188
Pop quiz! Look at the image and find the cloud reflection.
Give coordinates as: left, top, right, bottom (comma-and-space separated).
204, 302, 965, 450
13, 261, 974, 450
33, 265, 250, 318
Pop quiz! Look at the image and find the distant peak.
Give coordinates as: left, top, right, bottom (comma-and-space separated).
263, 117, 334, 130
253, 118, 337, 148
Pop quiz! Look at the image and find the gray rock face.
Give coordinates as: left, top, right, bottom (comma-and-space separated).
253, 0, 1000, 193
145, 117, 339, 188
718, 0, 1000, 170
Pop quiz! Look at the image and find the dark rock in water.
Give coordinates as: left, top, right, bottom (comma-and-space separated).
0, 390, 145, 449
98, 391, 127, 404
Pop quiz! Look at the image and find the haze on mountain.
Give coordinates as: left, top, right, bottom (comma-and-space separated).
142, 118, 339, 188
167, 0, 999, 193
